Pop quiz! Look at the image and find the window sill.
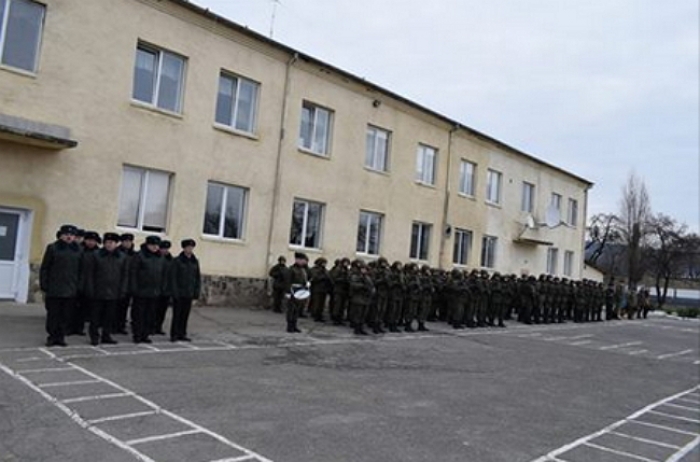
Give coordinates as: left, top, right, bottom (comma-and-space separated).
356, 252, 380, 259
201, 235, 246, 246
288, 245, 323, 254
364, 166, 390, 176
457, 192, 476, 201
414, 180, 437, 190
213, 123, 259, 141
297, 147, 331, 159
130, 100, 184, 120
485, 201, 502, 209
0, 64, 38, 79
115, 226, 167, 238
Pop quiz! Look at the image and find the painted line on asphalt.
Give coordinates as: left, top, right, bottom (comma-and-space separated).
666, 436, 700, 462
627, 349, 649, 356
87, 410, 158, 424
17, 366, 76, 374
599, 341, 643, 351
126, 429, 202, 446
568, 340, 593, 346
677, 397, 700, 405
647, 410, 700, 424
530, 385, 700, 462
630, 420, 700, 436
209, 456, 257, 462
38, 379, 102, 388
663, 402, 700, 412
564, 334, 594, 340
657, 349, 694, 360
582, 441, 658, 462
607, 431, 681, 449
61, 392, 132, 404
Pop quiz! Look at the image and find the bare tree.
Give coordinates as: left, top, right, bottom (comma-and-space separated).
586, 213, 621, 265
618, 172, 651, 290
645, 214, 688, 307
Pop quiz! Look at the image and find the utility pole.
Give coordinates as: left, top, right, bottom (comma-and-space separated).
269, 0, 281, 39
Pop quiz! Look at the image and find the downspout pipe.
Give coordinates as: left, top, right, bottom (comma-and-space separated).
438, 124, 460, 269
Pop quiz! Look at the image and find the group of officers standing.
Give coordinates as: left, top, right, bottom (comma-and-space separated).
39, 224, 201, 347
269, 253, 648, 335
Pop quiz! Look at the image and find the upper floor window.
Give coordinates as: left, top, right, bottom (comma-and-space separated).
299, 101, 332, 156
290, 199, 324, 249
521, 182, 535, 213
459, 160, 476, 196
132, 43, 186, 113
564, 250, 574, 277
481, 235, 497, 268
356, 210, 383, 255
0, 0, 45, 73
410, 222, 432, 260
567, 198, 578, 226
415, 144, 437, 185
486, 169, 502, 205
365, 125, 390, 172
215, 72, 259, 134
546, 247, 559, 274
551, 193, 562, 211
117, 166, 172, 233
453, 228, 473, 265
203, 182, 248, 240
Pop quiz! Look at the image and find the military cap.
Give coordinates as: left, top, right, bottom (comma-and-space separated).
294, 252, 308, 261
120, 233, 135, 242
159, 240, 172, 249
103, 232, 120, 243
84, 231, 100, 241
145, 235, 161, 246
58, 224, 78, 236
181, 239, 197, 249
314, 257, 327, 265
75, 228, 85, 238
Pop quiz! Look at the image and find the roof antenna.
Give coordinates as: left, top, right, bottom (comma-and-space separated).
269, 0, 281, 38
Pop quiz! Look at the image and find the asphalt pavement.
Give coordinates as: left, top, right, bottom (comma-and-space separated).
0, 302, 698, 462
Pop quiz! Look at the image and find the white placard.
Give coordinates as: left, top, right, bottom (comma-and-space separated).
0, 226, 6, 237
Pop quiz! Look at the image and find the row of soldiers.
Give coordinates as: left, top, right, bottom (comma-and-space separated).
40, 224, 201, 347
270, 254, 618, 335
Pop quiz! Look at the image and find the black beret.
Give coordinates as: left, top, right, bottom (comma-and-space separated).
159, 240, 172, 249
103, 232, 120, 243
58, 224, 78, 236
181, 239, 197, 248
145, 235, 161, 245
120, 233, 134, 242
84, 231, 100, 241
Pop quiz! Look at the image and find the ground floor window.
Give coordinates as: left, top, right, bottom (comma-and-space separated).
117, 166, 172, 233
453, 228, 472, 265
564, 250, 574, 276
547, 247, 559, 274
481, 235, 497, 268
289, 199, 324, 249
410, 222, 431, 260
356, 210, 382, 255
203, 182, 247, 240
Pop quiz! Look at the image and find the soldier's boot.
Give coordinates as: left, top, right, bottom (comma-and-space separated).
286, 322, 294, 333
390, 323, 400, 333
404, 321, 414, 333
417, 322, 429, 332
376, 323, 386, 334
292, 321, 301, 333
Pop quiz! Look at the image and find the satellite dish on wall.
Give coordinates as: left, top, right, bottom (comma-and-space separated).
545, 204, 561, 228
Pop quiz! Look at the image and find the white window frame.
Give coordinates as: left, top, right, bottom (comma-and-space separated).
486, 169, 502, 205
564, 250, 574, 277
521, 181, 535, 213
410, 222, 432, 260
356, 210, 383, 255
214, 71, 260, 134
289, 199, 324, 249
567, 198, 578, 226
202, 182, 248, 240
117, 166, 172, 233
551, 193, 562, 211
481, 235, 497, 268
365, 125, 391, 172
459, 160, 476, 197
299, 101, 333, 156
0, 0, 45, 73
132, 42, 186, 113
547, 247, 559, 274
453, 228, 473, 265
415, 144, 437, 186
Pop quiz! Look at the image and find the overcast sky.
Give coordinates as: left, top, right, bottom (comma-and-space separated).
195, 0, 699, 232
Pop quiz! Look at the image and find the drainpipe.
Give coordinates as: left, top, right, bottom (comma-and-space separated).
438, 124, 460, 269
265, 52, 298, 272
580, 184, 592, 280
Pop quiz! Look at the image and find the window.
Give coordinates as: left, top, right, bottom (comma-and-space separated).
481, 236, 497, 268
117, 166, 172, 233
299, 101, 332, 155
453, 228, 473, 265
215, 72, 259, 134
356, 211, 383, 255
564, 251, 574, 277
486, 169, 502, 204
567, 198, 578, 226
551, 193, 562, 211
132, 43, 186, 113
547, 247, 559, 274
415, 145, 437, 185
289, 199, 324, 249
522, 182, 535, 213
365, 125, 390, 172
459, 160, 476, 196
410, 222, 431, 260
0, 0, 45, 72
203, 182, 247, 240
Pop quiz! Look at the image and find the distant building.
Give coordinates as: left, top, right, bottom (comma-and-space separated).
0, 0, 592, 304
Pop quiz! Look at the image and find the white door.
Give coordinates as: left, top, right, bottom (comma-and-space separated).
0, 210, 21, 299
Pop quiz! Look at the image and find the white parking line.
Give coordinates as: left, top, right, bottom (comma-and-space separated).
61, 392, 131, 404
677, 397, 700, 405
630, 420, 700, 436
87, 411, 158, 424
607, 431, 681, 449
648, 410, 700, 424
210, 456, 257, 462
17, 366, 76, 374
126, 429, 202, 446
38, 379, 102, 388
663, 402, 700, 412
583, 441, 658, 462
568, 340, 593, 346
666, 436, 700, 462
530, 385, 700, 462
657, 349, 693, 360
627, 349, 648, 355
599, 341, 643, 351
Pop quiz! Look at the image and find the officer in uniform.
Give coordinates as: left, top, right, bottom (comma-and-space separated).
129, 235, 166, 343
348, 259, 374, 335
417, 265, 434, 331
70, 230, 101, 336
40, 224, 82, 347
371, 257, 390, 334
386, 261, 405, 332
115, 233, 136, 334
446, 269, 466, 329
153, 240, 173, 335
403, 263, 422, 332
170, 239, 201, 342
330, 258, 350, 325
285, 252, 309, 333
309, 257, 332, 322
